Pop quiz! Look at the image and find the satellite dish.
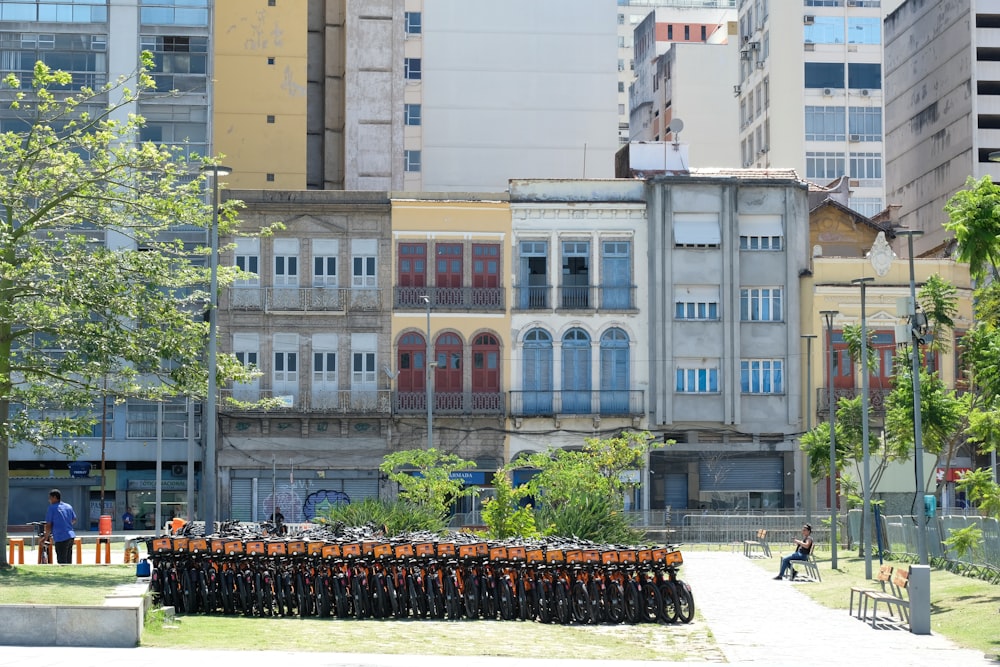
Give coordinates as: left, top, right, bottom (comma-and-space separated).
668, 118, 685, 138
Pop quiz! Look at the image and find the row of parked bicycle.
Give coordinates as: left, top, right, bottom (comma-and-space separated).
145, 529, 695, 625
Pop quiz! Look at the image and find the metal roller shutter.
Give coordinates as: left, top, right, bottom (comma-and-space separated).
699, 456, 783, 492
343, 478, 378, 502
230, 479, 254, 522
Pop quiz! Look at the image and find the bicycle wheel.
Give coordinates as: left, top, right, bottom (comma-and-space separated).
316, 575, 332, 618
640, 581, 663, 623
536, 577, 553, 624
571, 580, 591, 624
478, 577, 496, 620
498, 579, 516, 620
445, 574, 463, 620
674, 579, 695, 624
296, 572, 312, 617
604, 580, 626, 624
352, 575, 370, 619
220, 569, 235, 615
181, 567, 198, 614
255, 571, 266, 617
427, 575, 445, 619
236, 572, 252, 616
333, 576, 350, 618
516, 576, 533, 621
623, 579, 641, 624
587, 579, 604, 624
260, 572, 275, 617
279, 572, 295, 617
463, 572, 480, 619
659, 581, 679, 623
204, 568, 218, 614
554, 579, 572, 625
386, 573, 404, 618
408, 574, 428, 618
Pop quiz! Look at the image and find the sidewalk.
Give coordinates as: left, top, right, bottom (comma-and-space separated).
0, 550, 995, 666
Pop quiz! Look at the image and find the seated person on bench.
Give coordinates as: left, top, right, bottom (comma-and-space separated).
774, 523, 813, 580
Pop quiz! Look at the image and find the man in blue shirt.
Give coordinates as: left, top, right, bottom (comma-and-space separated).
43, 489, 77, 564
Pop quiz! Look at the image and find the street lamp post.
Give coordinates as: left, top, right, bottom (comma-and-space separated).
897, 229, 928, 566
421, 295, 433, 450
201, 164, 231, 537
852, 276, 875, 580
821, 310, 839, 570
801, 334, 817, 526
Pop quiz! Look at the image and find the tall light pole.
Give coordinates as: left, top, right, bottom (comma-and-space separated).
897, 229, 928, 565
801, 334, 817, 526
852, 276, 875, 579
421, 295, 433, 450
821, 310, 839, 569
202, 164, 231, 536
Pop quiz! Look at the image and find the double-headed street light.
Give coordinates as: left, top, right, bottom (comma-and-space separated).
801, 334, 817, 526
820, 309, 839, 570
852, 276, 875, 580
420, 295, 433, 450
201, 163, 231, 537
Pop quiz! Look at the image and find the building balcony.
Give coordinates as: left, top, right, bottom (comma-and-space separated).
220, 388, 391, 415
513, 285, 636, 312
394, 391, 505, 416
226, 287, 382, 313
815, 387, 892, 414
394, 286, 504, 311
508, 390, 645, 417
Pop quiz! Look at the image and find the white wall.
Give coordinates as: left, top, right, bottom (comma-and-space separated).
421, 0, 619, 191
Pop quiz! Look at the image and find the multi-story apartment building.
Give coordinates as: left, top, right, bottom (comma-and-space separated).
884, 0, 1000, 256
735, 0, 886, 218
389, 194, 512, 520
617, 0, 738, 145
214, 190, 394, 523
645, 170, 809, 511
508, 179, 650, 504
3, 0, 215, 527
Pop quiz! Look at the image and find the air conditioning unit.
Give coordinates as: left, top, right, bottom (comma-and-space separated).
860, 88, 871, 97
804, 15, 815, 24
171, 464, 187, 477
749, 41, 760, 50
850, 134, 862, 142
822, 88, 833, 96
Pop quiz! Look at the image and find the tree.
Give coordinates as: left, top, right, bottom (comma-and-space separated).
943, 175, 1000, 283
481, 471, 538, 540
0, 59, 250, 568
378, 448, 477, 521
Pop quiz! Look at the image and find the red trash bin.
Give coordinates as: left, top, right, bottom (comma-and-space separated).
98, 515, 112, 535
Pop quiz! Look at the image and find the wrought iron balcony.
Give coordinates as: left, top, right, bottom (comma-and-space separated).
220, 388, 391, 414
393, 391, 505, 415
513, 285, 636, 311
508, 390, 645, 417
394, 286, 504, 311
815, 387, 892, 414
226, 287, 382, 313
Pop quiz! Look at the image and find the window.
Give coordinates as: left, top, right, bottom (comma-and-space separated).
848, 63, 881, 90
404, 11, 422, 35
601, 241, 632, 309
472, 333, 500, 396
675, 285, 719, 320
312, 345, 337, 385
519, 240, 548, 309
804, 62, 844, 89
849, 197, 884, 217
140, 0, 209, 26
701, 25, 707, 41
2, 32, 108, 91
673, 213, 721, 248
805, 106, 845, 141
668, 25, 673, 40
600, 328, 630, 413
404, 57, 421, 80
472, 243, 500, 289
435, 243, 463, 306
740, 288, 782, 322
404, 103, 421, 126
398, 242, 427, 287
739, 215, 783, 251
353, 352, 376, 385
806, 151, 845, 180
351, 239, 377, 288
234, 238, 260, 286
848, 17, 880, 45
618, 81, 625, 93
561, 241, 590, 309
684, 25, 689, 40
434, 333, 463, 396
405, 149, 421, 172
848, 106, 881, 141
618, 59, 625, 72
741, 359, 783, 394
804, 16, 844, 44
618, 13, 624, 25
232, 333, 260, 401
397, 332, 426, 394
312, 239, 338, 287
522, 328, 553, 414
850, 152, 882, 181
140, 35, 208, 93
562, 329, 592, 413
273, 238, 299, 287
676, 364, 719, 393
273, 337, 298, 386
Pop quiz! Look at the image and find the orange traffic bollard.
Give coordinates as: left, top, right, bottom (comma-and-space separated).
7, 538, 25, 565
96, 537, 112, 564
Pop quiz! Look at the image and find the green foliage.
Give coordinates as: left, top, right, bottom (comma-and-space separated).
535, 492, 643, 544
481, 471, 538, 539
918, 274, 958, 350
944, 175, 1000, 283
841, 324, 878, 373
955, 468, 1000, 518
379, 449, 477, 520
0, 57, 267, 565
943, 524, 984, 560
316, 497, 446, 535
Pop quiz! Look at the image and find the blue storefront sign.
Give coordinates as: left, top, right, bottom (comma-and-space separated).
448, 470, 488, 485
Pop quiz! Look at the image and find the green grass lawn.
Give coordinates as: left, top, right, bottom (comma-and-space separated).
749, 551, 1000, 657
0, 564, 137, 605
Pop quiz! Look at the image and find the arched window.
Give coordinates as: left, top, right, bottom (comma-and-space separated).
600, 328, 630, 414
522, 329, 553, 415
472, 333, 501, 412
562, 328, 592, 414
397, 332, 425, 395
434, 333, 463, 409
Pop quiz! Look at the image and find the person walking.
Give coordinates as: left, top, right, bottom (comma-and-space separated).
122, 507, 135, 530
774, 524, 813, 580
42, 489, 77, 565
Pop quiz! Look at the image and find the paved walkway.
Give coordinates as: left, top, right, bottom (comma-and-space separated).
0, 550, 996, 666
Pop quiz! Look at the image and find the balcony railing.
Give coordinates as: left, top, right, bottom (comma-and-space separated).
226, 287, 382, 313
220, 388, 391, 414
508, 390, 645, 417
395, 286, 504, 310
394, 391, 505, 415
816, 387, 892, 413
513, 285, 636, 311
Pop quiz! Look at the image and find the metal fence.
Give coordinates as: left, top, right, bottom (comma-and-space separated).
876, 513, 1000, 570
